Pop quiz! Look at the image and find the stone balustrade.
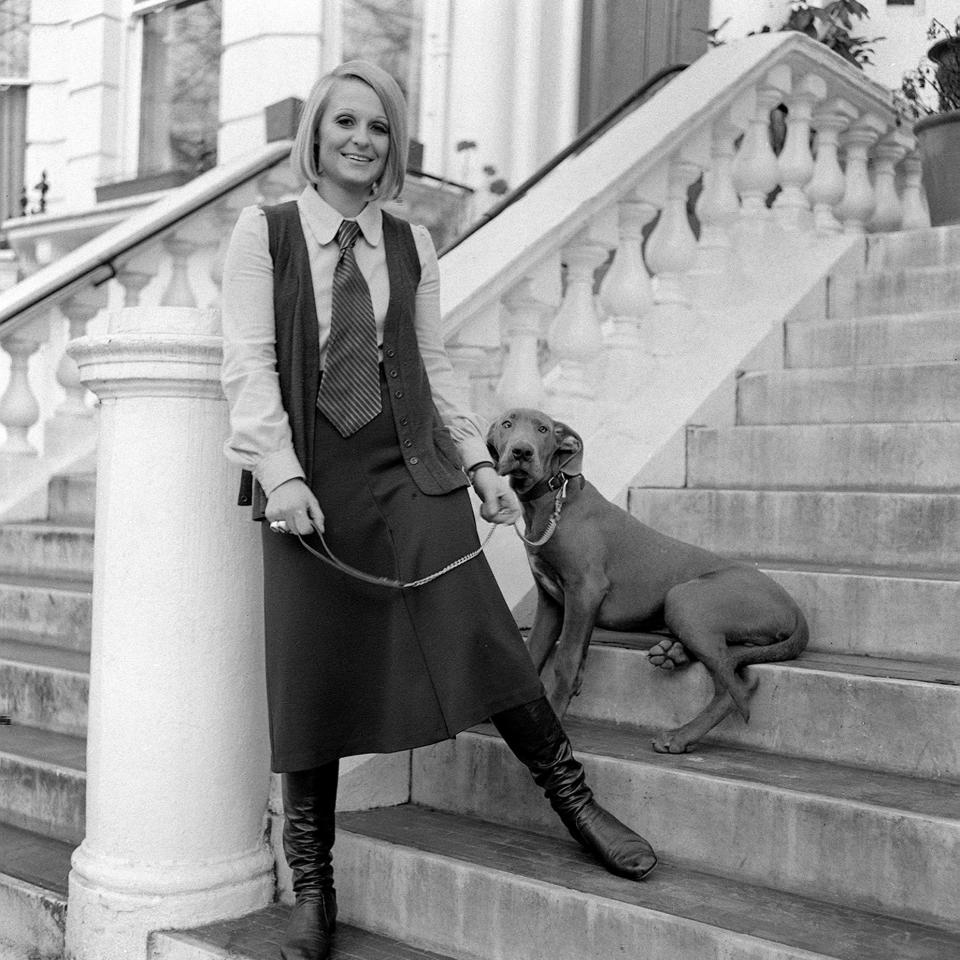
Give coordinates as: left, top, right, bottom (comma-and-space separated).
0, 160, 302, 516
440, 32, 929, 426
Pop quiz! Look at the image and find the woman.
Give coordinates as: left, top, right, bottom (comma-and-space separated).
221, 60, 656, 960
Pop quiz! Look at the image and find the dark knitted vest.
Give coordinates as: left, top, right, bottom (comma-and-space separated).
238, 201, 467, 519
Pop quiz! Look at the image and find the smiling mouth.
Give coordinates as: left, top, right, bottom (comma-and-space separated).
343, 153, 374, 162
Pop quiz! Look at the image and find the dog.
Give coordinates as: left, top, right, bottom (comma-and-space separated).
487, 408, 809, 754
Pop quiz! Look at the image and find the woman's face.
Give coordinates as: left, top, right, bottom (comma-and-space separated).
316, 77, 390, 211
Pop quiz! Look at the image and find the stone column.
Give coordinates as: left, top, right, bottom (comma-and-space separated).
64, 306, 272, 960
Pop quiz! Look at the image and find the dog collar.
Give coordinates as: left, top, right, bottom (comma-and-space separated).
518, 470, 584, 502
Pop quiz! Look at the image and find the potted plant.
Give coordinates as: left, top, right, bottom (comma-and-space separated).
898, 17, 960, 226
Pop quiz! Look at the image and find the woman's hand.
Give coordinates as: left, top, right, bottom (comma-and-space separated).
265, 478, 325, 535
471, 466, 521, 525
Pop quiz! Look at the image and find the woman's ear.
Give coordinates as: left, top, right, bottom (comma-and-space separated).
553, 422, 584, 474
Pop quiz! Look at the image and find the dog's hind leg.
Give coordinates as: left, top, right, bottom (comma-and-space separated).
663, 583, 756, 721
652, 667, 759, 754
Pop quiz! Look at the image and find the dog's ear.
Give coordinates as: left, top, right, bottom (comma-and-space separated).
552, 421, 584, 474
485, 419, 503, 460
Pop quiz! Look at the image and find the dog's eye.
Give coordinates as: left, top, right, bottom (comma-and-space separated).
501, 419, 512, 428
538, 425, 548, 433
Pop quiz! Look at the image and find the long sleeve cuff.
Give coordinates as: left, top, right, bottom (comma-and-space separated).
255, 448, 307, 498
456, 435, 495, 473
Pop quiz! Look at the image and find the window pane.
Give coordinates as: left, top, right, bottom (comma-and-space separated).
0, 0, 30, 78
138, 0, 221, 177
342, 0, 422, 138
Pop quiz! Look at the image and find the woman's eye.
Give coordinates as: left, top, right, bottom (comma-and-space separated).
372, 124, 389, 135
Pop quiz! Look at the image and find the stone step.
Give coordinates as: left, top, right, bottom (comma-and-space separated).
565, 643, 960, 780
335, 804, 960, 960
737, 362, 960, 425
0, 723, 86, 844
762, 565, 960, 662
785, 311, 960, 369
0, 637, 89, 735
0, 822, 69, 960
865, 224, 960, 271
686, 423, 960, 491
149, 904, 459, 960
0, 574, 92, 652
412, 721, 960, 927
830, 264, 960, 317
629, 488, 960, 572
0, 522, 94, 581
47, 472, 96, 525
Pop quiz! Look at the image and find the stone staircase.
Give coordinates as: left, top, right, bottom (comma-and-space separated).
4, 226, 960, 959
0, 472, 93, 958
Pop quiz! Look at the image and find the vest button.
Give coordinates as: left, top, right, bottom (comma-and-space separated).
399, 417, 409, 425
409, 456, 419, 465
403, 439, 413, 447
394, 390, 404, 398
386, 348, 396, 358
389, 369, 399, 378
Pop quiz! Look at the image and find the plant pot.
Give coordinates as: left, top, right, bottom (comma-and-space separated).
914, 109, 960, 226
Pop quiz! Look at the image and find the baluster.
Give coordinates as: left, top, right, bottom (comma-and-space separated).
547, 230, 608, 405
774, 74, 825, 231
0, 316, 49, 455
497, 278, 551, 409
56, 288, 106, 417
599, 193, 656, 391
645, 159, 700, 306
691, 119, 741, 295
899, 150, 931, 231
806, 98, 858, 234
732, 84, 783, 230
837, 113, 887, 234
869, 130, 913, 233
447, 338, 499, 419
117, 265, 154, 307
207, 201, 241, 308
160, 230, 199, 307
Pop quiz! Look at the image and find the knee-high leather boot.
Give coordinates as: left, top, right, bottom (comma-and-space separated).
280, 761, 339, 960
491, 697, 657, 881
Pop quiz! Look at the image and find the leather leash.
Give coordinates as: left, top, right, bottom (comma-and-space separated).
285, 524, 498, 589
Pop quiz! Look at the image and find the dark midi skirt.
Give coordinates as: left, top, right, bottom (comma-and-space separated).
261, 373, 543, 772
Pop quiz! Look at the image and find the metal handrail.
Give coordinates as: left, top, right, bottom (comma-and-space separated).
438, 62, 690, 257
0, 141, 292, 335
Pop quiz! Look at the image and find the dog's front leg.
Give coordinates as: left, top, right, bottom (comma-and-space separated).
525, 583, 564, 672
543, 587, 606, 718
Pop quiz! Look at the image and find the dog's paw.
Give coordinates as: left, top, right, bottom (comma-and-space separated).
647, 638, 691, 671
651, 729, 695, 754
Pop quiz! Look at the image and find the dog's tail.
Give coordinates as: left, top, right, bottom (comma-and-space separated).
731, 607, 810, 671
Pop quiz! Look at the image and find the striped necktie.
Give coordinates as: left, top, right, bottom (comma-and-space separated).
316, 219, 382, 437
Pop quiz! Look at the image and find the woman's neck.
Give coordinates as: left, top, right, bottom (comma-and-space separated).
314, 179, 368, 219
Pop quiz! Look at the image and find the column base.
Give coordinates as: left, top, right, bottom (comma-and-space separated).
65, 842, 274, 960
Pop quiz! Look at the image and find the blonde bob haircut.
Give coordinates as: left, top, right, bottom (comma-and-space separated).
291, 60, 409, 201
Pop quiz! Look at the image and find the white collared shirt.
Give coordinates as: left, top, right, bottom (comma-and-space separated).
220, 186, 490, 496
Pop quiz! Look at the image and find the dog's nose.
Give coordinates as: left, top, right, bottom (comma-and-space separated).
510, 443, 534, 462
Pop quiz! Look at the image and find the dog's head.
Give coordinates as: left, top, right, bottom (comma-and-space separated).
486, 408, 583, 496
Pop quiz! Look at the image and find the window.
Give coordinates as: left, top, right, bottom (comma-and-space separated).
137, 0, 221, 178
342, 0, 423, 141
0, 0, 29, 230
